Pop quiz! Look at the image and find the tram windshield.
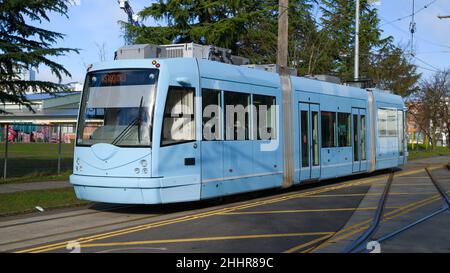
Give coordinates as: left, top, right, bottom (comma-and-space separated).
76, 69, 159, 147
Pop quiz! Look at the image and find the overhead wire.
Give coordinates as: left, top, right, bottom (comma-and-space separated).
309, 1, 445, 72
380, 0, 438, 27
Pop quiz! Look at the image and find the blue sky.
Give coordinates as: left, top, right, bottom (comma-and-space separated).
34, 0, 450, 83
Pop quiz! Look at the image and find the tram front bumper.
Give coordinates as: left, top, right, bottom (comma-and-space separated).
70, 174, 201, 204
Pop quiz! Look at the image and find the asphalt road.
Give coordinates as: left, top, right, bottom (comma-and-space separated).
1, 156, 449, 253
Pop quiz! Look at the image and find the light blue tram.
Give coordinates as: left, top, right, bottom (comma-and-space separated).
71, 55, 407, 204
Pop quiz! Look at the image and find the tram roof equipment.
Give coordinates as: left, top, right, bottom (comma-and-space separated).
113, 43, 396, 96
115, 43, 250, 66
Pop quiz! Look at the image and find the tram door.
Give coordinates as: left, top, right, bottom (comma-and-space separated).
300, 103, 320, 180
352, 108, 368, 172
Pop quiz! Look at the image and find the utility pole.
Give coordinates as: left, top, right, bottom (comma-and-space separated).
277, 0, 294, 188
354, 0, 360, 81
409, 0, 416, 54
277, 0, 289, 75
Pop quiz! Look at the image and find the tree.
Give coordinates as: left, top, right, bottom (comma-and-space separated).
319, 0, 420, 95
128, 1, 269, 58
407, 98, 431, 149
408, 70, 450, 149
126, 0, 318, 64
0, 0, 78, 112
368, 44, 421, 97
415, 71, 450, 148
126, 0, 420, 95
288, 0, 327, 75
319, 0, 389, 79
95, 42, 109, 62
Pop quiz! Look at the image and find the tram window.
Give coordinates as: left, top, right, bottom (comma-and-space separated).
202, 89, 222, 141
224, 91, 250, 141
387, 110, 398, 137
312, 111, 319, 166
377, 109, 387, 137
338, 113, 351, 147
353, 114, 359, 161
321, 111, 336, 148
301, 111, 309, 167
398, 110, 404, 156
361, 115, 367, 160
161, 86, 195, 146
377, 109, 398, 137
253, 95, 277, 140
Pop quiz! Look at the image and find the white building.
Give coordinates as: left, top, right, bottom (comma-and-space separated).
18, 67, 36, 82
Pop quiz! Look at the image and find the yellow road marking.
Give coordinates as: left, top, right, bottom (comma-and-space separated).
220, 206, 401, 215
304, 195, 443, 253
16, 165, 443, 253
382, 197, 442, 222
303, 192, 436, 198
330, 189, 448, 239
284, 234, 333, 253
309, 197, 441, 253
372, 183, 434, 186
381, 177, 429, 179
79, 232, 334, 249
303, 246, 319, 253
285, 193, 445, 253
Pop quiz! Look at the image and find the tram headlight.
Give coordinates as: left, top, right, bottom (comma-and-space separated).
76, 158, 80, 165
142, 168, 148, 174
140, 160, 148, 168
134, 168, 140, 174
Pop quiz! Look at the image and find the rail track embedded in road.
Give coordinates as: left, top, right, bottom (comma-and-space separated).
343, 168, 396, 253
347, 167, 449, 253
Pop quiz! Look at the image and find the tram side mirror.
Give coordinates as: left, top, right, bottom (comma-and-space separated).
176, 77, 191, 86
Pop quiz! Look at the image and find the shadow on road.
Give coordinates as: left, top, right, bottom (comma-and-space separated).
87, 168, 398, 216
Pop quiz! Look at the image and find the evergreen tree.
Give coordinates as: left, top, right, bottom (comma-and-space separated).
319, 0, 419, 95
126, 0, 318, 64
287, 0, 327, 75
320, 0, 389, 80
368, 44, 420, 97
127, 0, 419, 94
129, 1, 269, 56
0, 0, 78, 112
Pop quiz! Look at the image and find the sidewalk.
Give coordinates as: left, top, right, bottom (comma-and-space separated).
0, 181, 71, 194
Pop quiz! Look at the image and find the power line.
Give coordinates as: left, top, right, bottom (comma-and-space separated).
310, 1, 445, 73
356, 50, 450, 56
379, 0, 445, 74
380, 0, 438, 27
381, 18, 450, 49
411, 54, 441, 71
414, 50, 450, 54
415, 64, 440, 72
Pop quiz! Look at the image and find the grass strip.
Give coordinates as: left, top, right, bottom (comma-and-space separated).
0, 187, 90, 217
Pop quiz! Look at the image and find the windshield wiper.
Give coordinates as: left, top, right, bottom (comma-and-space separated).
137, 96, 143, 143
111, 96, 144, 146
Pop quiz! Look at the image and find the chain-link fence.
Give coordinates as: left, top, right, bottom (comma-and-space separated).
0, 123, 76, 179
